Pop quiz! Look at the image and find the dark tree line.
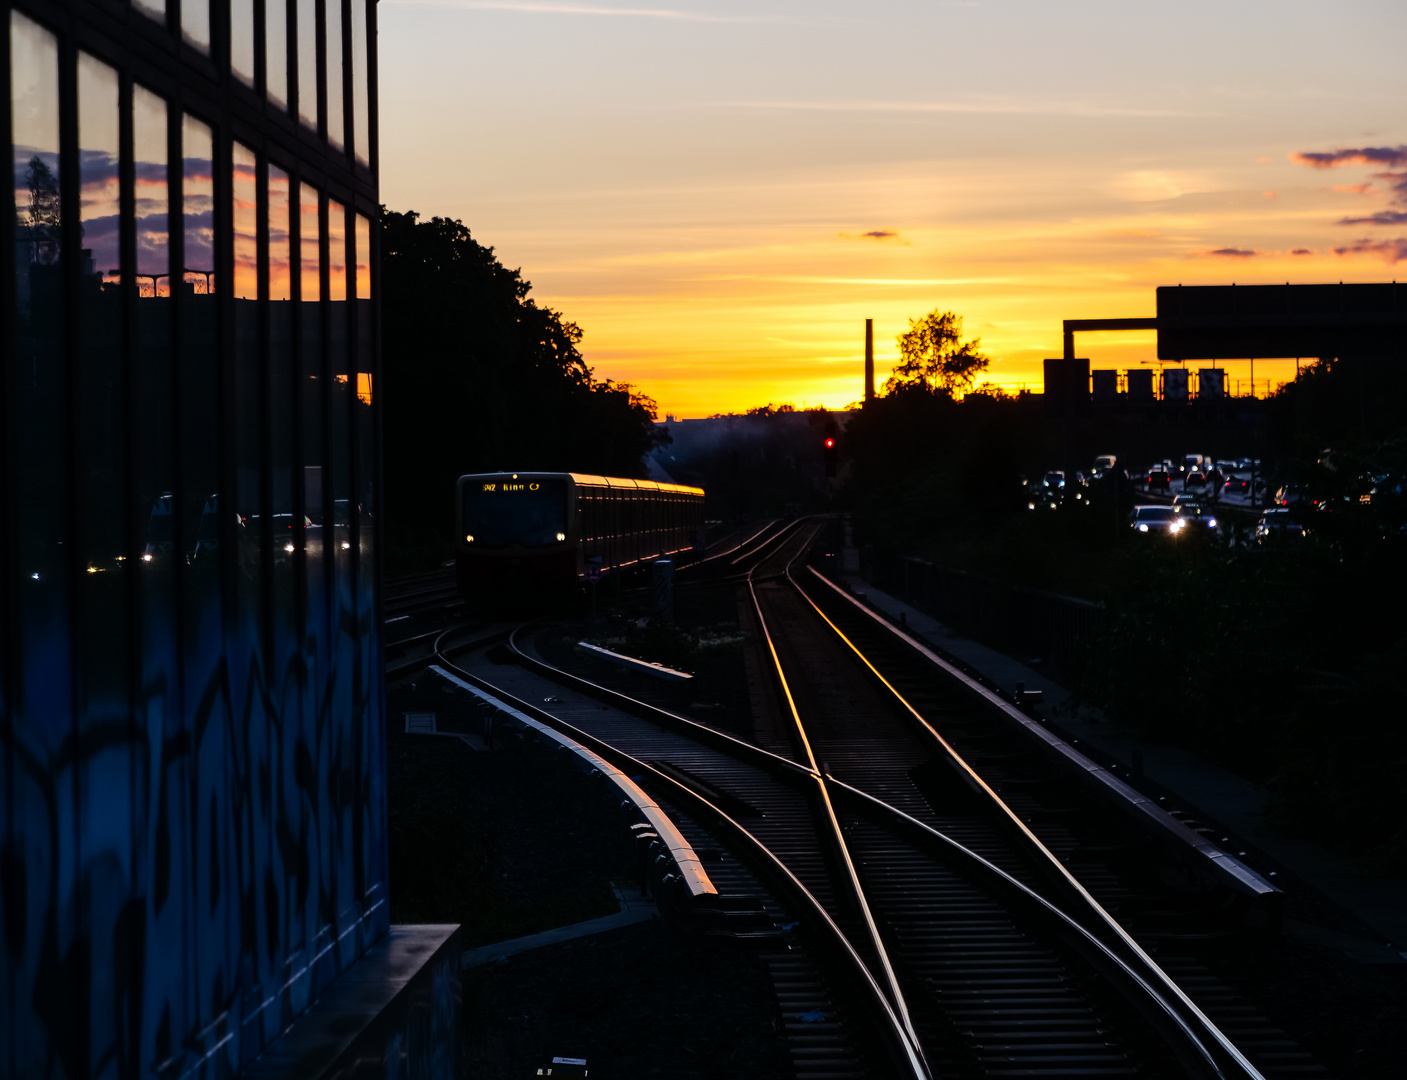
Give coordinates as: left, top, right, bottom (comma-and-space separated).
380, 210, 665, 566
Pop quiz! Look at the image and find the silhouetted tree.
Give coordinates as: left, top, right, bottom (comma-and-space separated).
25, 156, 61, 264
380, 209, 666, 566
884, 309, 989, 398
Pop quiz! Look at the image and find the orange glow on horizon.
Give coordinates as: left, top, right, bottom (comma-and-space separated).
506, 205, 1389, 416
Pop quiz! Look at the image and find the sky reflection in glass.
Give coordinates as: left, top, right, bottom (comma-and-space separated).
326, 0, 344, 149
182, 0, 210, 53
267, 0, 289, 109
231, 0, 255, 86
134, 87, 170, 297
78, 53, 120, 288
183, 115, 215, 294
297, 0, 318, 130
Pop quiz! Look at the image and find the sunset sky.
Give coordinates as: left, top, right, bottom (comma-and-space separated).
378, 0, 1407, 418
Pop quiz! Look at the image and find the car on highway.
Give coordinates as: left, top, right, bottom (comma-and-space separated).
1205, 466, 1225, 492
1255, 508, 1304, 543
1184, 470, 1207, 490
1223, 476, 1250, 496
1041, 470, 1065, 491
1146, 468, 1172, 494
1130, 505, 1186, 535
1178, 504, 1220, 531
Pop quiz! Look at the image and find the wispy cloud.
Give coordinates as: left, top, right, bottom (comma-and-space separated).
1207, 247, 1258, 258
1337, 209, 1407, 226
1334, 237, 1407, 263
389, 0, 815, 22
734, 98, 1200, 118
1293, 143, 1407, 218
1291, 248, 1314, 255
1291, 145, 1407, 169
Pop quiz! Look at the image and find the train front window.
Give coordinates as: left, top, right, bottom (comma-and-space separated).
463, 480, 568, 548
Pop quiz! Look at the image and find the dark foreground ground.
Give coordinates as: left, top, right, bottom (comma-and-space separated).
386, 655, 790, 1079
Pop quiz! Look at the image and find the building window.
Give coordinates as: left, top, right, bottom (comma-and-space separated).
267, 0, 289, 108
352, 0, 369, 164
232, 0, 255, 86
326, 0, 345, 149
300, 182, 325, 594
183, 0, 211, 53
297, 0, 318, 130
11, 7, 71, 720
182, 113, 215, 295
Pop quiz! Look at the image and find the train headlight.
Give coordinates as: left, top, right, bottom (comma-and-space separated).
556, 532, 566, 542
465, 534, 474, 543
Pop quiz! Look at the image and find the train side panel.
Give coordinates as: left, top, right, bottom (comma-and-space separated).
454, 471, 704, 609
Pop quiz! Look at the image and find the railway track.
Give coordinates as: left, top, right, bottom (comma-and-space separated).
384, 573, 463, 620
419, 519, 1330, 1079
379, 520, 776, 681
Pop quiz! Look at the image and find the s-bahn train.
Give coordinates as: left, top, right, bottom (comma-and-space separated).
454, 472, 706, 605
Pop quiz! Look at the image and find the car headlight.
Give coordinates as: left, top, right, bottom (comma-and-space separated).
1207, 518, 1217, 528
1137, 523, 1149, 533
284, 543, 295, 553
1028, 502, 1035, 510
465, 534, 474, 543
1170, 519, 1184, 532
556, 532, 566, 542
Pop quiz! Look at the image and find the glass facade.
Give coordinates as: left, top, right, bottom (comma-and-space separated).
2, 0, 382, 1076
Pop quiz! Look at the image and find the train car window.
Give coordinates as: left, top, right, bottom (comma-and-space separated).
463, 479, 569, 548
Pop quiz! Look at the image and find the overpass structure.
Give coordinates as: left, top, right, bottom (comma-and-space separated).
1061, 282, 1407, 363
1048, 282, 1407, 408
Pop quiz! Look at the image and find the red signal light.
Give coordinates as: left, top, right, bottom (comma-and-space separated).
824, 438, 835, 448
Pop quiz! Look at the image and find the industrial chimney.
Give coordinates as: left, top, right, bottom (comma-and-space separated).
864, 319, 874, 403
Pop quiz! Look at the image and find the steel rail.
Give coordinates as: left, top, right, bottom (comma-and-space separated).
384, 621, 510, 683
670, 519, 815, 591
431, 641, 928, 1080
506, 617, 1260, 1079
503, 584, 1268, 1078
728, 518, 809, 568
803, 565, 1279, 901
785, 563, 1265, 1080
826, 778, 1232, 1080
678, 518, 783, 571
746, 522, 933, 1079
